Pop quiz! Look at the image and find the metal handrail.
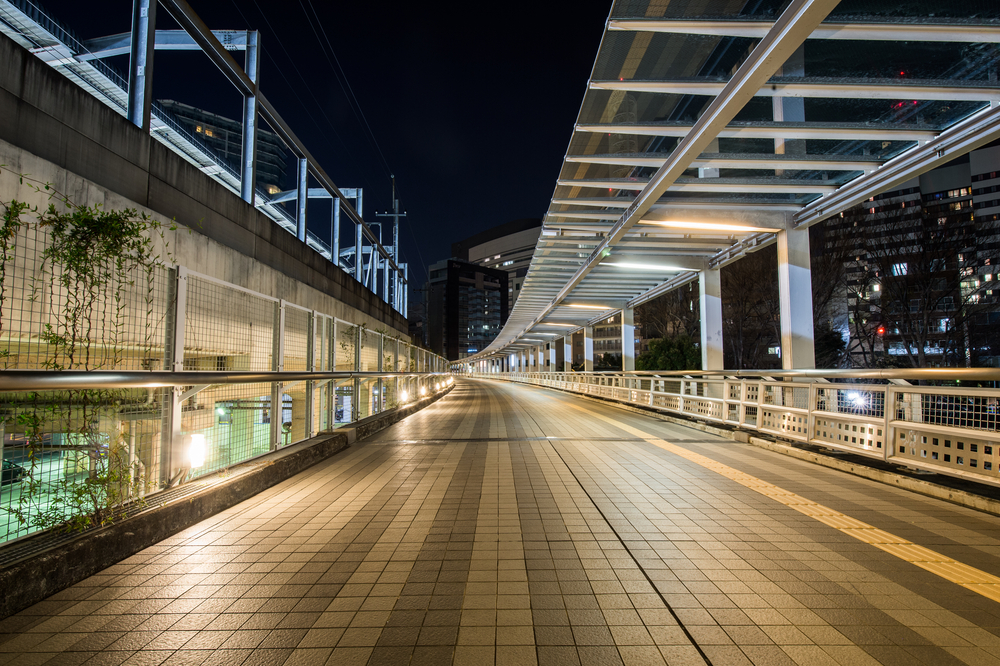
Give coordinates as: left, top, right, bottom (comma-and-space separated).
0, 370, 453, 391
486, 368, 1000, 381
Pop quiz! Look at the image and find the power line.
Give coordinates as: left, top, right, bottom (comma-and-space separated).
299, 0, 393, 180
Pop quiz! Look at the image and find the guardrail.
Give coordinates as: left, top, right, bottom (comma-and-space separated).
469, 370, 1000, 488
0, 370, 453, 544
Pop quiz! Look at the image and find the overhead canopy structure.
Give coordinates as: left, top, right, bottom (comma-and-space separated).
463, 0, 1000, 369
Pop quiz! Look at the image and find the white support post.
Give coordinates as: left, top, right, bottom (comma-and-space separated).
355, 223, 363, 283
332, 197, 341, 267
163, 266, 187, 486
549, 345, 556, 373
537, 346, 544, 371
564, 338, 572, 372
271, 300, 286, 450
777, 226, 815, 369
305, 310, 316, 438
296, 158, 308, 242
382, 255, 390, 304
621, 308, 635, 372
699, 268, 725, 370
127, 0, 157, 131
239, 30, 259, 203
584, 326, 594, 372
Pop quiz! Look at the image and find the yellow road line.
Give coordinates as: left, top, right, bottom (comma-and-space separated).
564, 402, 1000, 603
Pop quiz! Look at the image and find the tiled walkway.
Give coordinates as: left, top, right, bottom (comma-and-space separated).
3, 378, 1000, 665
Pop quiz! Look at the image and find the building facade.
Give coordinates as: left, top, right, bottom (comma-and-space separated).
824, 142, 1000, 367
452, 218, 541, 308
427, 260, 509, 361
159, 100, 289, 195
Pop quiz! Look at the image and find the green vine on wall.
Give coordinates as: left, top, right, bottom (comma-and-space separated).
0, 167, 171, 533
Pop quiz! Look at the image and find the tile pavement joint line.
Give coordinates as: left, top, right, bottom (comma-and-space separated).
546, 443, 714, 666
565, 401, 1000, 606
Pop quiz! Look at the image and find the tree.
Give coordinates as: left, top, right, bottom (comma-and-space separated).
636, 335, 701, 371
637, 283, 699, 341
721, 248, 781, 369
825, 190, 998, 368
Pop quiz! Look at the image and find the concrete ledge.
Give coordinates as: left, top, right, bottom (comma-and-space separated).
493, 378, 1000, 520
0, 384, 452, 620
745, 436, 1000, 518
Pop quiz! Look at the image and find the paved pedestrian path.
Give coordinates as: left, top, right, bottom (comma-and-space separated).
2, 378, 1000, 665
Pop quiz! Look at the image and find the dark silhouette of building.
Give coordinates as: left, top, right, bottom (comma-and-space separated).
427, 260, 509, 361
159, 100, 288, 194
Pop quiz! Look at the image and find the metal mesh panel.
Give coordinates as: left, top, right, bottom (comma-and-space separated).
895, 390, 1000, 432
184, 277, 275, 371
182, 382, 275, 479
282, 306, 310, 372
336, 322, 357, 371
0, 388, 166, 543
0, 220, 170, 371
359, 330, 379, 372
315, 315, 333, 372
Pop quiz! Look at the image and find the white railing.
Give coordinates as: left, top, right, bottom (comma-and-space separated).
469, 370, 1000, 488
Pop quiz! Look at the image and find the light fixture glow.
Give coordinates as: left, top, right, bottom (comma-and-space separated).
420, 386, 427, 396
539, 323, 576, 327
400, 390, 409, 403
189, 434, 207, 468
640, 220, 774, 233
603, 262, 685, 272
564, 304, 611, 310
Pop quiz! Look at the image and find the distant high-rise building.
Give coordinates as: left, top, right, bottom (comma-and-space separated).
426, 259, 509, 361
452, 218, 541, 307
823, 142, 1000, 367
159, 100, 288, 195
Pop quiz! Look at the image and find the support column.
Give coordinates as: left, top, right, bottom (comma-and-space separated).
332, 197, 341, 267
538, 346, 545, 371
548, 344, 556, 372
295, 157, 308, 242
621, 308, 635, 372
127, 0, 157, 132
583, 326, 594, 372
777, 226, 815, 369
699, 268, 724, 370
239, 30, 259, 204
563, 336, 572, 372
383, 254, 391, 303
355, 224, 363, 283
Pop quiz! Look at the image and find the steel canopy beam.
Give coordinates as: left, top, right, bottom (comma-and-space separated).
794, 103, 1000, 228
80, 29, 248, 60
557, 178, 838, 194
591, 79, 1000, 102
472, 0, 840, 361
609, 19, 1000, 43
567, 153, 880, 171
574, 122, 940, 142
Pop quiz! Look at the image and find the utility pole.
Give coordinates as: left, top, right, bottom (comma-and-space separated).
376, 176, 406, 311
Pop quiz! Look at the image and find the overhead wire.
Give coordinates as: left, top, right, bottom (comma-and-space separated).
299, 0, 393, 180
227, 0, 381, 197
229, 0, 419, 283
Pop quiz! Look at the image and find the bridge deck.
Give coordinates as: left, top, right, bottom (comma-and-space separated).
2, 378, 1000, 666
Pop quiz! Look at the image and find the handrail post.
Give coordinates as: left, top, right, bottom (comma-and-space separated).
270, 300, 285, 450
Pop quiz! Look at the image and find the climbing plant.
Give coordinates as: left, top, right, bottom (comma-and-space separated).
0, 168, 171, 534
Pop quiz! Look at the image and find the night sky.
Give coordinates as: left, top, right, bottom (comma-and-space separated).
35, 0, 613, 291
